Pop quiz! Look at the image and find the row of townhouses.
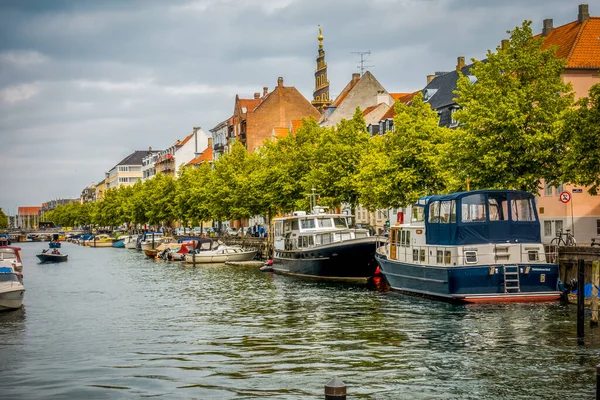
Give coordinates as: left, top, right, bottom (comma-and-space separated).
68, 4, 598, 244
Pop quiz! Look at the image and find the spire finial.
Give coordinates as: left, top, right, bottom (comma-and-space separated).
318, 25, 324, 48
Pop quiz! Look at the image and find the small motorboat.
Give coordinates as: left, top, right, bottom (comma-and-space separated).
0, 266, 25, 310
112, 239, 125, 248
0, 246, 23, 273
49, 241, 61, 249
36, 250, 68, 263
185, 240, 257, 264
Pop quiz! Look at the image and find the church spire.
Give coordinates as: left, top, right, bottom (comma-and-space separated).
312, 25, 331, 113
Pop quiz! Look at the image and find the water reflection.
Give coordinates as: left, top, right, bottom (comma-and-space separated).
0, 242, 598, 399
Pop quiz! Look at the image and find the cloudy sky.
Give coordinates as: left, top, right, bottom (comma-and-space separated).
0, 0, 585, 213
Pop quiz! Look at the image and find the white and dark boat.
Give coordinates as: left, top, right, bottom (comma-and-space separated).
184, 239, 256, 264
122, 235, 139, 250
270, 207, 380, 282
0, 266, 25, 310
0, 246, 24, 273
376, 190, 562, 303
36, 251, 68, 263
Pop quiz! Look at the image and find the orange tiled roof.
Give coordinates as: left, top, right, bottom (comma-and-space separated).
539, 17, 600, 68
179, 133, 194, 147
390, 93, 409, 100
379, 91, 419, 121
272, 127, 289, 138
380, 106, 395, 121
331, 78, 361, 108
239, 99, 261, 113
18, 206, 41, 216
186, 147, 213, 166
290, 119, 302, 133
362, 105, 379, 116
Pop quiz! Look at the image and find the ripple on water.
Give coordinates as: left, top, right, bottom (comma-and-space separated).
0, 242, 597, 399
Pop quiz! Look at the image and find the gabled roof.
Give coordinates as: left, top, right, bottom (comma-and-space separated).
539, 17, 600, 68
330, 75, 361, 108
239, 98, 261, 114
186, 147, 213, 166
115, 150, 155, 168
378, 91, 420, 121
422, 64, 474, 110
362, 105, 379, 116
178, 133, 194, 147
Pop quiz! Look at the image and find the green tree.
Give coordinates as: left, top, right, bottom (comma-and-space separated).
357, 93, 451, 208
452, 20, 573, 192
560, 83, 600, 194
0, 208, 8, 230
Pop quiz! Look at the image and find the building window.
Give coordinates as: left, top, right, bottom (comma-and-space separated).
556, 183, 563, 194
545, 183, 553, 196
450, 108, 458, 127
544, 221, 552, 237
597, 219, 600, 235
118, 166, 129, 172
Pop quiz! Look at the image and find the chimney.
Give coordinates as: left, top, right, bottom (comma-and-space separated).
376, 90, 390, 106
263, 86, 268, 97
456, 56, 465, 72
254, 92, 260, 99
277, 77, 283, 87
578, 4, 590, 23
501, 39, 509, 51
542, 19, 554, 36
208, 137, 213, 148
351, 72, 360, 83
148, 146, 152, 152
427, 74, 436, 84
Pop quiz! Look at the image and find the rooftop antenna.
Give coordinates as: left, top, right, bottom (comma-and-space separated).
351, 50, 374, 76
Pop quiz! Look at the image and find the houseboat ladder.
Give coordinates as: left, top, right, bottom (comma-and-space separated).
503, 265, 521, 293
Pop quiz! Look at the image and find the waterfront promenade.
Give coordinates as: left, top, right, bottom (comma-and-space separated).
1, 241, 599, 399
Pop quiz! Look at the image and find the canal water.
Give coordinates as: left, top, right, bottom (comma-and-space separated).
0, 242, 598, 399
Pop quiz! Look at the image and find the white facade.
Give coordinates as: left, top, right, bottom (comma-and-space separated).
142, 152, 160, 182
210, 120, 229, 161
174, 128, 208, 176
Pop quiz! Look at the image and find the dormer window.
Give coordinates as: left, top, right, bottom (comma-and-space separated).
241, 106, 247, 113
423, 88, 438, 102
450, 108, 459, 127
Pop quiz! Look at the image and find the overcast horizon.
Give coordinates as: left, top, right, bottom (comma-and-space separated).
0, 0, 587, 214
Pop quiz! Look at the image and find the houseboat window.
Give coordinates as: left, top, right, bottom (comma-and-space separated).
406, 230, 411, 246
440, 201, 454, 223
428, 201, 440, 223
334, 218, 347, 228
461, 194, 487, 223
436, 250, 443, 263
488, 193, 508, 221
411, 206, 424, 223
301, 236, 314, 248
400, 230, 405, 246
283, 221, 292, 233
274, 221, 283, 237
464, 250, 478, 264
511, 196, 535, 221
355, 231, 368, 239
528, 250, 539, 262
318, 218, 333, 228
420, 249, 426, 262
444, 251, 451, 264
301, 218, 316, 229
412, 249, 419, 262
291, 220, 300, 231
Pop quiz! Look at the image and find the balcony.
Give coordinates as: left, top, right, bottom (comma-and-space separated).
214, 142, 225, 152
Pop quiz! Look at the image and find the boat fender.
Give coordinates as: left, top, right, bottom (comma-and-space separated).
260, 260, 274, 272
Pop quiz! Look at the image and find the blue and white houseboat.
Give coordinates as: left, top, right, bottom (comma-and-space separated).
375, 190, 562, 303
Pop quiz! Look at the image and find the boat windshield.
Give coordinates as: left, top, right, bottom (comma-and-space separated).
411, 206, 424, 223
333, 217, 347, 228
300, 218, 316, 229
0, 250, 17, 260
0, 273, 19, 282
317, 218, 333, 228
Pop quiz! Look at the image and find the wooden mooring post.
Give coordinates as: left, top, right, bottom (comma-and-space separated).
597, 363, 600, 400
592, 261, 600, 327
324, 377, 346, 400
578, 259, 585, 345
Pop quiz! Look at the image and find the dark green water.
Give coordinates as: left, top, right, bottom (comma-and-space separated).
0, 241, 598, 399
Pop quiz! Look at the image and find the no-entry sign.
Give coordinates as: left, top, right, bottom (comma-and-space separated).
559, 191, 571, 204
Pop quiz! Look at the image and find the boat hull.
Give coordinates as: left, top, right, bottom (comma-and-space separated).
0, 287, 24, 310
375, 253, 561, 303
112, 240, 125, 248
272, 237, 379, 282
36, 254, 68, 263
89, 241, 113, 248
185, 250, 256, 264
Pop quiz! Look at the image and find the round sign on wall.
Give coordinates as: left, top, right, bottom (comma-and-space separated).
559, 191, 571, 204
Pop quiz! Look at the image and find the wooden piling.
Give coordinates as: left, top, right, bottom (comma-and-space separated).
578, 259, 585, 345
592, 261, 600, 327
597, 364, 600, 400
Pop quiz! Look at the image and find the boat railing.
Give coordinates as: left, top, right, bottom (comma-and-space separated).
283, 229, 369, 250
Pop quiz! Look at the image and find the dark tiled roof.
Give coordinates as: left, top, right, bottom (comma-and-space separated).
422, 64, 475, 110
113, 150, 157, 170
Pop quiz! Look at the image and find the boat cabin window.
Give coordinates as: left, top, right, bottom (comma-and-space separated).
428, 201, 440, 223
399, 230, 411, 247
464, 250, 478, 264
300, 236, 314, 248
333, 218, 347, 228
488, 193, 509, 221
461, 194, 487, 223
301, 218, 316, 229
411, 206, 424, 223
440, 201, 455, 223
291, 220, 300, 231
0, 273, 18, 283
317, 218, 333, 228
511, 195, 535, 221
274, 221, 283, 237
436, 250, 443, 263
283, 221, 292, 233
